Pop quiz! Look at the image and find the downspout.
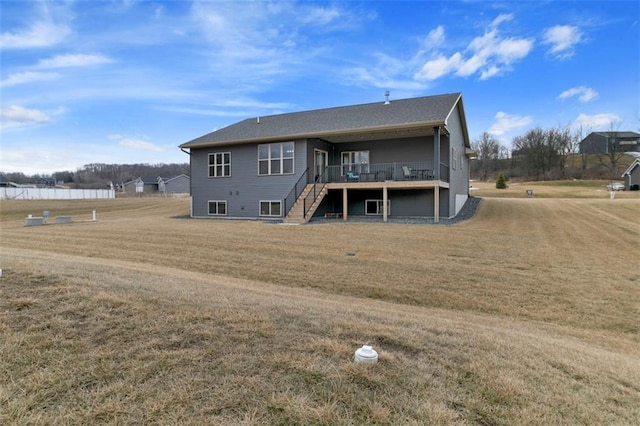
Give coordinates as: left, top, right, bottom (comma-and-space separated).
180, 147, 193, 217
433, 126, 440, 180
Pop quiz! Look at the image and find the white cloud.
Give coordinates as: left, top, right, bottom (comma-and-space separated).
36, 54, 114, 68
416, 53, 464, 80
424, 26, 445, 49
1, 71, 59, 87
0, 105, 52, 131
415, 15, 533, 81
157, 97, 295, 118
109, 134, 164, 152
344, 65, 428, 92
189, 1, 370, 85
488, 111, 533, 136
543, 25, 583, 59
0, 22, 70, 48
558, 86, 598, 103
574, 113, 621, 130
300, 6, 341, 26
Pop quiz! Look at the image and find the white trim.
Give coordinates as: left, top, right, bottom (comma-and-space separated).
621, 158, 640, 177
258, 142, 295, 176
208, 200, 228, 216
208, 152, 231, 178
259, 200, 282, 217
365, 199, 390, 216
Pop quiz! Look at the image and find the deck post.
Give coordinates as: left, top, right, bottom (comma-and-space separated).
433, 126, 440, 181
383, 186, 388, 222
343, 187, 348, 221
434, 186, 440, 223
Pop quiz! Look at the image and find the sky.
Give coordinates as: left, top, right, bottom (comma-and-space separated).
1, 0, 638, 175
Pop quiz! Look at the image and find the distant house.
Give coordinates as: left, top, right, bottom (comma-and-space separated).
579, 131, 640, 155
179, 92, 475, 223
0, 175, 18, 187
0, 175, 34, 188
158, 174, 190, 194
109, 181, 125, 192
123, 176, 160, 194
622, 158, 640, 191
123, 175, 190, 194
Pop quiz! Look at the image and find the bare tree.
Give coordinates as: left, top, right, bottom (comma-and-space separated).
472, 132, 502, 181
550, 125, 574, 178
596, 122, 626, 180
574, 123, 590, 172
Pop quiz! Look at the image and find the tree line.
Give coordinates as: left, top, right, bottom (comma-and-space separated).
2, 163, 189, 189
470, 125, 630, 182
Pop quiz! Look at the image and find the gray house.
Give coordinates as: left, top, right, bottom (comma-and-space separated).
123, 176, 160, 194
159, 174, 190, 194
179, 93, 475, 223
622, 158, 640, 191
579, 131, 640, 155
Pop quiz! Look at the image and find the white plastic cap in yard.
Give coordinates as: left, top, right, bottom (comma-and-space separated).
354, 345, 378, 364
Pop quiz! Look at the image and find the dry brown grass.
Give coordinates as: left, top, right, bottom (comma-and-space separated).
471, 179, 640, 199
1, 184, 639, 424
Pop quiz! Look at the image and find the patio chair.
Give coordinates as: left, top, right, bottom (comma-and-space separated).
346, 170, 360, 181
402, 166, 414, 180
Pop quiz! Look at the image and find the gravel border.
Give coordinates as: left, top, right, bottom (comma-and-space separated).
306, 196, 482, 225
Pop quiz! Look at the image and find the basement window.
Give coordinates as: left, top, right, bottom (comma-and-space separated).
208, 200, 227, 216
259, 200, 282, 217
365, 199, 390, 216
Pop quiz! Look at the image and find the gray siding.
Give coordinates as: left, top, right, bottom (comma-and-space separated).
314, 188, 436, 218
190, 140, 308, 218
445, 106, 469, 217
164, 176, 190, 194
335, 137, 435, 165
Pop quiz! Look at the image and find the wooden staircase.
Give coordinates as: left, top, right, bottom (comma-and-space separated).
284, 183, 327, 223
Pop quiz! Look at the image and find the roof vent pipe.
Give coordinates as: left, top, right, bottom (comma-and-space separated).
384, 90, 390, 105
257, 117, 260, 124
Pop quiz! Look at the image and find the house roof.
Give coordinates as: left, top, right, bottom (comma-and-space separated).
585, 131, 640, 141
622, 158, 640, 177
162, 174, 190, 183
124, 176, 160, 185
180, 93, 469, 149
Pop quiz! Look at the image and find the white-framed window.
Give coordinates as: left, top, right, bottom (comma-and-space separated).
208, 200, 227, 216
452, 148, 458, 170
341, 150, 369, 175
209, 152, 231, 177
258, 142, 294, 175
259, 200, 282, 217
365, 199, 390, 216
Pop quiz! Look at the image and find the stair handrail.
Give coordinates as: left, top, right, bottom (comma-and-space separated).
303, 168, 328, 218
283, 168, 310, 217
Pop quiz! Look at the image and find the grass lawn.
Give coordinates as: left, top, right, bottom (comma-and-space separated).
1, 182, 639, 424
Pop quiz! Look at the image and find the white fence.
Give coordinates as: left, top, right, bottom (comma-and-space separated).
1, 187, 115, 200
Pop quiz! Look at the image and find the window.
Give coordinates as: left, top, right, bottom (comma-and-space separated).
209, 152, 231, 177
365, 199, 390, 216
258, 142, 294, 175
260, 200, 282, 217
208, 200, 227, 216
341, 151, 369, 175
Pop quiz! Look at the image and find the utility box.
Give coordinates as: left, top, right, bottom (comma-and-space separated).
55, 216, 72, 224
25, 217, 44, 226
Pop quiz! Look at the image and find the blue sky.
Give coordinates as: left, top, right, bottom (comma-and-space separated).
1, 0, 638, 175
